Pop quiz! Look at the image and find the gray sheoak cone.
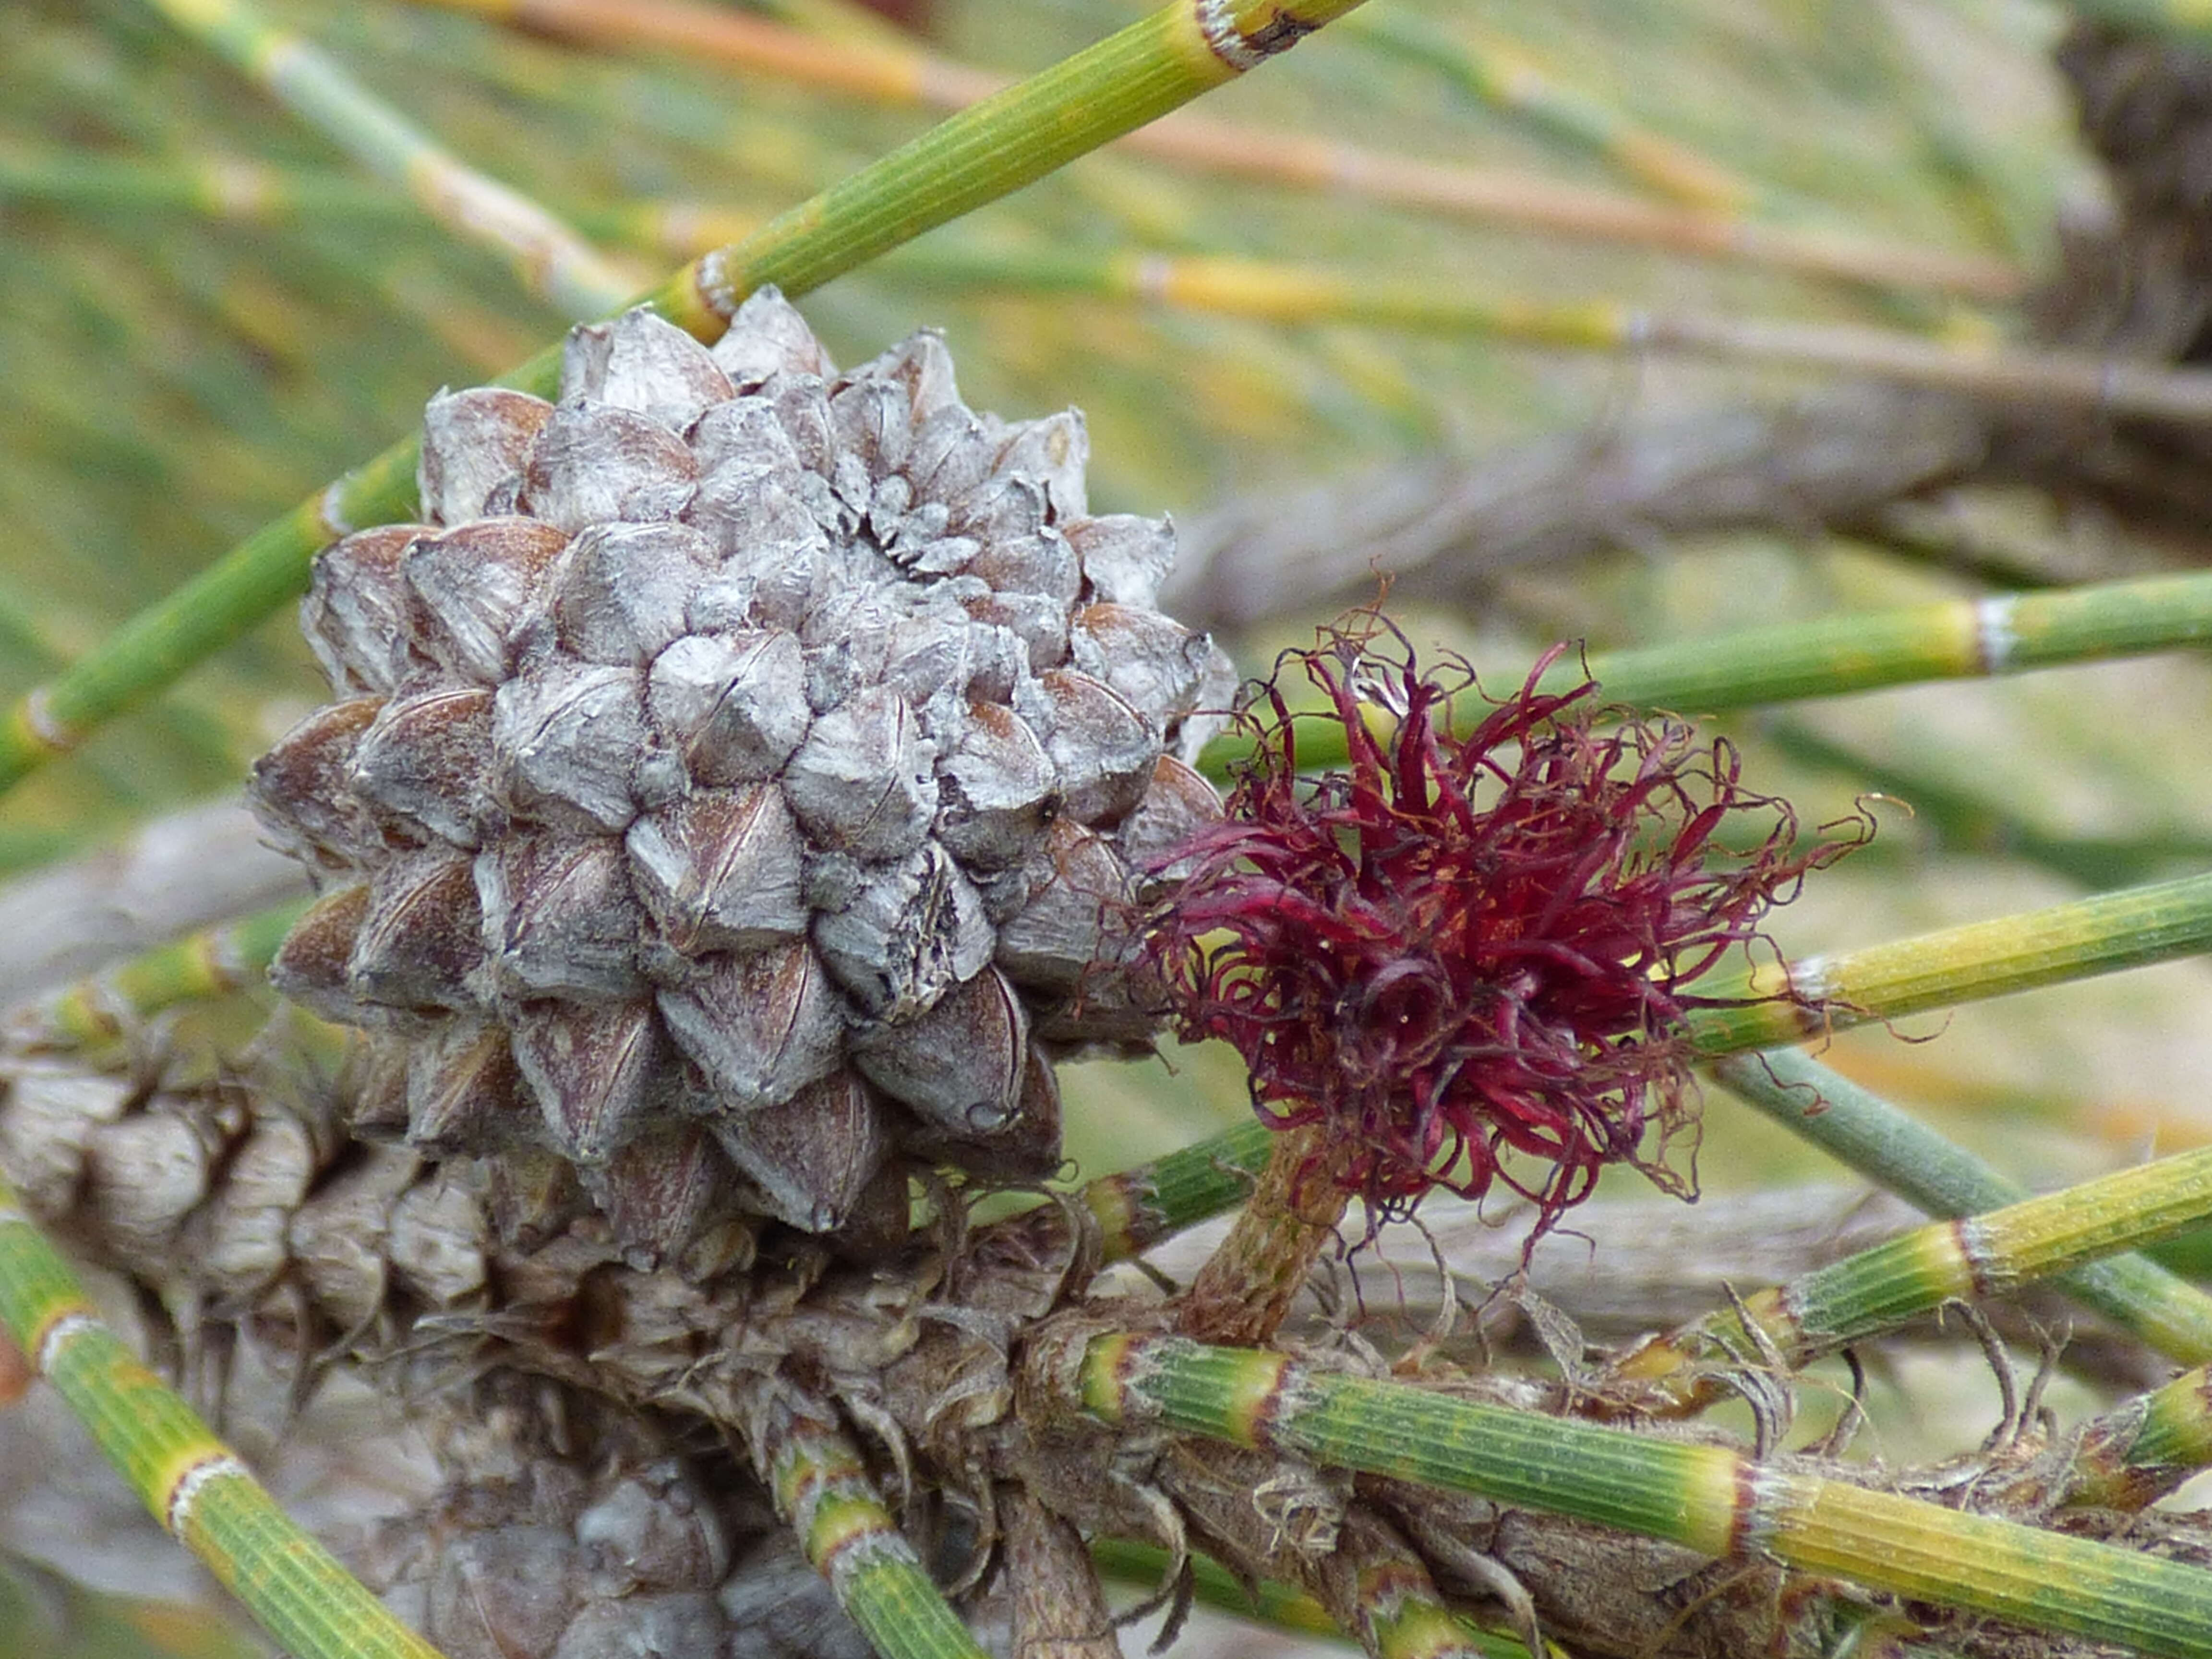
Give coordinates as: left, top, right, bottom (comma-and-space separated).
251, 289, 1227, 1256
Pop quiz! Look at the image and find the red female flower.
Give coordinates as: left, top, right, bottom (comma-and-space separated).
1149, 625, 1843, 1239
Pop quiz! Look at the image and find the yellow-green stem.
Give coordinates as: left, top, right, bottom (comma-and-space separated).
1054, 1330, 2212, 1658
1712, 1047, 2212, 1365
19, 901, 308, 1049
2068, 1, 2212, 48
1090, 1537, 1538, 1657
1205, 568, 2212, 781
1340, 11, 1748, 210
2070, 1365, 2212, 1510
1686, 871, 2212, 1053
140, 0, 638, 317
1607, 1143, 2212, 1411
971, 1117, 1274, 1268
409, 0, 2014, 297
754, 1386, 990, 1659
0, 1174, 446, 1659
986, 879, 2212, 1280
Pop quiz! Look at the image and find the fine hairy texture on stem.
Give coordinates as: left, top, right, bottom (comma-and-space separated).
1686, 870, 2212, 1052
1175, 1121, 1352, 1346
1049, 1327, 2212, 1659
748, 1385, 992, 1659
1142, 1181, 2189, 1383
12, 1036, 2212, 1658
1600, 1142, 2212, 1416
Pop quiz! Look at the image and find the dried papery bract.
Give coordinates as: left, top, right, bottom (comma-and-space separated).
250, 291, 1233, 1256
1151, 625, 1848, 1249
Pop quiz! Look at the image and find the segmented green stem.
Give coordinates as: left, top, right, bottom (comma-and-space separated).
36, 861, 2207, 1294
24, 920, 1245, 1260
1759, 715, 2212, 890
642, 0, 1367, 338
0, 1174, 446, 1659
1208, 570, 2212, 782
974, 1116, 1271, 1275
1579, 568, 2212, 713
1685, 871, 2212, 1053
2071, 1365, 2212, 1510
414, 0, 2011, 298
1092, 1538, 1538, 1656
0, 147, 752, 272
1711, 1047, 2212, 1364
140, 0, 638, 318
17, 901, 307, 1048
4, 144, 2027, 362
1057, 1110, 1274, 1265
1607, 1142, 2212, 1410
1050, 1329, 2212, 1658
1090, 1537, 1341, 1638
0, 0, 1363, 800
753, 1388, 989, 1659
1082, 1116, 1274, 1263
0, 150, 2028, 380
1335, 1527, 1494, 1659
0, 441, 415, 793
1050, 877, 2212, 1269
0, 153, 413, 224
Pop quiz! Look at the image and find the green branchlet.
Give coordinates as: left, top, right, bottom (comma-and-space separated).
1058, 1329, 2212, 1659
1713, 1047, 2212, 1364
0, 1173, 448, 1659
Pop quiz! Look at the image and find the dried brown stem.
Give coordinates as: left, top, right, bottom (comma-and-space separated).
0, 1329, 26, 1407
1165, 387, 1991, 629
1005, 1487, 1118, 1659
0, 799, 308, 1010
8, 1041, 2205, 1659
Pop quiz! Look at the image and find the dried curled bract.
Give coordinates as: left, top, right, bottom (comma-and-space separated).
358, 1384, 877, 1659
250, 290, 1229, 1253
1148, 625, 1848, 1238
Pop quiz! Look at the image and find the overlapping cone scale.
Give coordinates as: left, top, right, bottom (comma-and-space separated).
252, 291, 1229, 1250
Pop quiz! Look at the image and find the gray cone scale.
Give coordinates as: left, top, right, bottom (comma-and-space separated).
252, 291, 1227, 1247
